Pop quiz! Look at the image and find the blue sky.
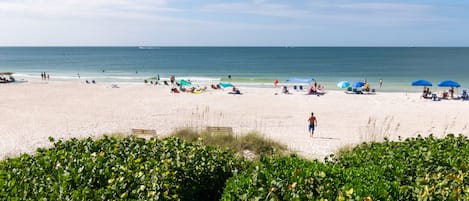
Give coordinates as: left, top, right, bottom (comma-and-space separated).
0, 0, 468, 46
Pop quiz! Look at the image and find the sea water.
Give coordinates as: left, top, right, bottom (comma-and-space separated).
1, 47, 468, 92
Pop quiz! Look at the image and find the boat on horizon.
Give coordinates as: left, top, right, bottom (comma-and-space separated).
138, 46, 160, 50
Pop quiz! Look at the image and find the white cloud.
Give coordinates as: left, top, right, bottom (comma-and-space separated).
202, 1, 312, 19
0, 0, 466, 46
0, 0, 179, 20
201, 0, 445, 26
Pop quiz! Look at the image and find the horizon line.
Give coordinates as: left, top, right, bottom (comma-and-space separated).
0, 45, 468, 48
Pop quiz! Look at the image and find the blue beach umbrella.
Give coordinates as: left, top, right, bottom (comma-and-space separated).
353, 81, 365, 88
286, 77, 315, 83
219, 82, 234, 88
337, 81, 350, 89
437, 80, 460, 88
411, 80, 432, 87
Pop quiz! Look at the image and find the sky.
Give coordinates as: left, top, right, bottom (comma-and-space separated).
0, 0, 468, 46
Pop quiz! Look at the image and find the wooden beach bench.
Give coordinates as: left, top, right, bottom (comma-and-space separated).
131, 129, 157, 138
206, 126, 233, 135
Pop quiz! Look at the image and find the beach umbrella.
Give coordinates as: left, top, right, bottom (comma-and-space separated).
337, 81, 350, 89
219, 82, 234, 88
180, 79, 192, 86
437, 80, 460, 88
353, 81, 365, 88
411, 80, 432, 87
286, 77, 315, 83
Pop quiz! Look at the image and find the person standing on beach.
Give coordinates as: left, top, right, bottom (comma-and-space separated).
77, 73, 80, 79
308, 112, 317, 137
41, 72, 44, 80
170, 75, 175, 84
379, 79, 383, 87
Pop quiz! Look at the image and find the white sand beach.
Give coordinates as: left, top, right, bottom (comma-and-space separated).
1, 80, 468, 159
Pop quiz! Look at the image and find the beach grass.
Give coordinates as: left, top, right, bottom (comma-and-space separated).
167, 128, 288, 157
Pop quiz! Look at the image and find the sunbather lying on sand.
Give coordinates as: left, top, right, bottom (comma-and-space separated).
229, 87, 242, 95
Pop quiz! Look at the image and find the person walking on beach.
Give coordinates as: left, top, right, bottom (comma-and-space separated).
41, 72, 44, 80
379, 79, 383, 87
308, 112, 317, 137
77, 73, 80, 79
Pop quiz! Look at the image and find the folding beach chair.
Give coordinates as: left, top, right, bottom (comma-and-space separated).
461, 90, 468, 100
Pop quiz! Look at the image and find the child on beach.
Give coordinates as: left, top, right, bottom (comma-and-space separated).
308, 112, 317, 137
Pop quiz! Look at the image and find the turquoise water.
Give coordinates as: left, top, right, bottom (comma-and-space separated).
1, 47, 468, 91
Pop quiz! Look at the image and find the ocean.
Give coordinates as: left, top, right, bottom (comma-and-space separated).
1, 47, 468, 92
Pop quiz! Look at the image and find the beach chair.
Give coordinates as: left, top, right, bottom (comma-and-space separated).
432, 94, 440, 101
352, 88, 363, 94
206, 126, 233, 135
131, 129, 157, 138
461, 90, 468, 100
344, 87, 354, 94
442, 92, 449, 99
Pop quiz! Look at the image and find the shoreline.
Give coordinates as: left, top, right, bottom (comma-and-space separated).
12, 75, 465, 93
1, 80, 468, 159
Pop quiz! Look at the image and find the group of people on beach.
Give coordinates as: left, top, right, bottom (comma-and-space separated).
422, 86, 432, 98
40, 72, 49, 80
0, 74, 15, 83
142, 74, 243, 95
308, 81, 325, 94
144, 80, 160, 85
279, 81, 326, 95
423, 86, 459, 100
85, 80, 96, 84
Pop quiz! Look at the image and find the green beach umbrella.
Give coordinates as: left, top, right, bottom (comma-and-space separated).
219, 82, 234, 88
180, 79, 192, 86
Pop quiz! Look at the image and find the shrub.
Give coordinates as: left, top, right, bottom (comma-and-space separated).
222, 134, 469, 200
168, 129, 287, 157
0, 136, 244, 201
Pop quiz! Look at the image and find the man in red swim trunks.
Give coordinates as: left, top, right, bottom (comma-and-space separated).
308, 112, 318, 137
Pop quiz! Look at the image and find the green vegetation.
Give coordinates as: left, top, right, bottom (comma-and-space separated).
168, 129, 287, 157
0, 72, 13, 75
0, 136, 244, 200
222, 134, 469, 200
2, 133, 469, 200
